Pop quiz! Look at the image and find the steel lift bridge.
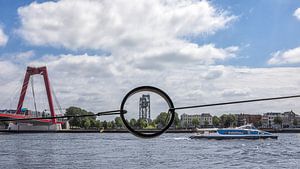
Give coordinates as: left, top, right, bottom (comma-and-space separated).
0, 66, 66, 131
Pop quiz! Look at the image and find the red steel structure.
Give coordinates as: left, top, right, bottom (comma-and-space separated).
15, 66, 57, 124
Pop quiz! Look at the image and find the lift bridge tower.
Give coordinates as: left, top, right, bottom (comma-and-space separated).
139, 94, 151, 122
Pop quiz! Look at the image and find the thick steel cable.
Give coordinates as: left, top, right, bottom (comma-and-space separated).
171, 94, 300, 110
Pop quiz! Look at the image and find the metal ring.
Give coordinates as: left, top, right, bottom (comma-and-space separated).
120, 86, 175, 138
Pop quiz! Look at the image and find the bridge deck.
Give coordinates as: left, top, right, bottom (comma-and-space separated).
0, 113, 62, 124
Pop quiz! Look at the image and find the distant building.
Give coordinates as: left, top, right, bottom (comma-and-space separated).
282, 111, 300, 128
180, 113, 212, 128
235, 113, 262, 127
261, 112, 282, 128
261, 111, 300, 128
200, 113, 212, 126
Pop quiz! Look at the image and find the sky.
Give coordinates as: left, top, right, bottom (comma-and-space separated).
1, 0, 300, 118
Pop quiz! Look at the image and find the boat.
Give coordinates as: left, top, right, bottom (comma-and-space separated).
190, 124, 278, 140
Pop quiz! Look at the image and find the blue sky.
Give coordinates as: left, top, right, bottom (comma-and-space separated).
0, 0, 300, 116
199, 0, 300, 67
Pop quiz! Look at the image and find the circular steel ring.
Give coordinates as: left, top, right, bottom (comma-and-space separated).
120, 86, 175, 138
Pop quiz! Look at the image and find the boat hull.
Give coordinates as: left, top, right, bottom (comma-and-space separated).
190, 135, 278, 140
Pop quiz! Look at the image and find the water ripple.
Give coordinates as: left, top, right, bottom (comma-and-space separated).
0, 133, 299, 168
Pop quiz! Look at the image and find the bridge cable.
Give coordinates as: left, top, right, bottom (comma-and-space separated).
50, 85, 63, 115
30, 76, 38, 115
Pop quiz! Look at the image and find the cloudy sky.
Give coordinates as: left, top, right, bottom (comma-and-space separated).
1, 0, 300, 118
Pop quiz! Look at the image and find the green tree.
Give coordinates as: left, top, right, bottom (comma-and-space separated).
95, 120, 101, 129
220, 114, 237, 128
148, 121, 156, 128
212, 116, 220, 127
129, 118, 137, 127
90, 119, 97, 128
65, 106, 96, 128
192, 118, 200, 128
111, 121, 116, 129
115, 117, 123, 128
220, 114, 228, 127
107, 121, 112, 128
83, 118, 91, 129
102, 120, 108, 129
154, 112, 169, 127
174, 112, 180, 128
137, 118, 147, 129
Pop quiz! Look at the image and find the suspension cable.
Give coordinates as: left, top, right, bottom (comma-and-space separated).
50, 84, 63, 115
30, 76, 38, 115
2, 77, 23, 112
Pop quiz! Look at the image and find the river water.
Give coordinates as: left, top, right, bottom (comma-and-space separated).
0, 133, 299, 169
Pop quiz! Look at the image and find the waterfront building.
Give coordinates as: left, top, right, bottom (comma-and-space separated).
180, 113, 212, 128
296, 116, 300, 128
235, 113, 262, 127
261, 112, 282, 128
261, 111, 300, 128
200, 113, 212, 126
282, 111, 296, 128
282, 111, 300, 128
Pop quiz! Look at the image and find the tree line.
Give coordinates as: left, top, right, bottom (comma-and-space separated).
65, 106, 180, 129
65, 106, 295, 129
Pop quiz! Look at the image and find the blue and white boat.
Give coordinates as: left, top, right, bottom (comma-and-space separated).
190, 124, 278, 140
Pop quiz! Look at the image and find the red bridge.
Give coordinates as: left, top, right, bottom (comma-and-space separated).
0, 66, 64, 127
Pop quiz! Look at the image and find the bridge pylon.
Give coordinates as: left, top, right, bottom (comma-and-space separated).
15, 66, 57, 124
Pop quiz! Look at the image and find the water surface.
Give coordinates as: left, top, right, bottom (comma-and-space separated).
0, 133, 299, 169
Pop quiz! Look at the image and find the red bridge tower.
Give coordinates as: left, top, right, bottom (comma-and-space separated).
16, 66, 57, 124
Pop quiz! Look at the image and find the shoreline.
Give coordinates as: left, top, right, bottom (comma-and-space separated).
1, 128, 300, 133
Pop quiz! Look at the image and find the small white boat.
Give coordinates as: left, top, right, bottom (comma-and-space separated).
190, 124, 278, 140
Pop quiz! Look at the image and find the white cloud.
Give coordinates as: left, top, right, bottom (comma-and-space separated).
0, 27, 8, 46
203, 69, 223, 80
221, 88, 251, 98
294, 8, 300, 20
1, 55, 300, 119
268, 47, 300, 65
0, 61, 20, 82
17, 0, 237, 66
17, 0, 235, 49
1, 55, 299, 116
3, 0, 298, 118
